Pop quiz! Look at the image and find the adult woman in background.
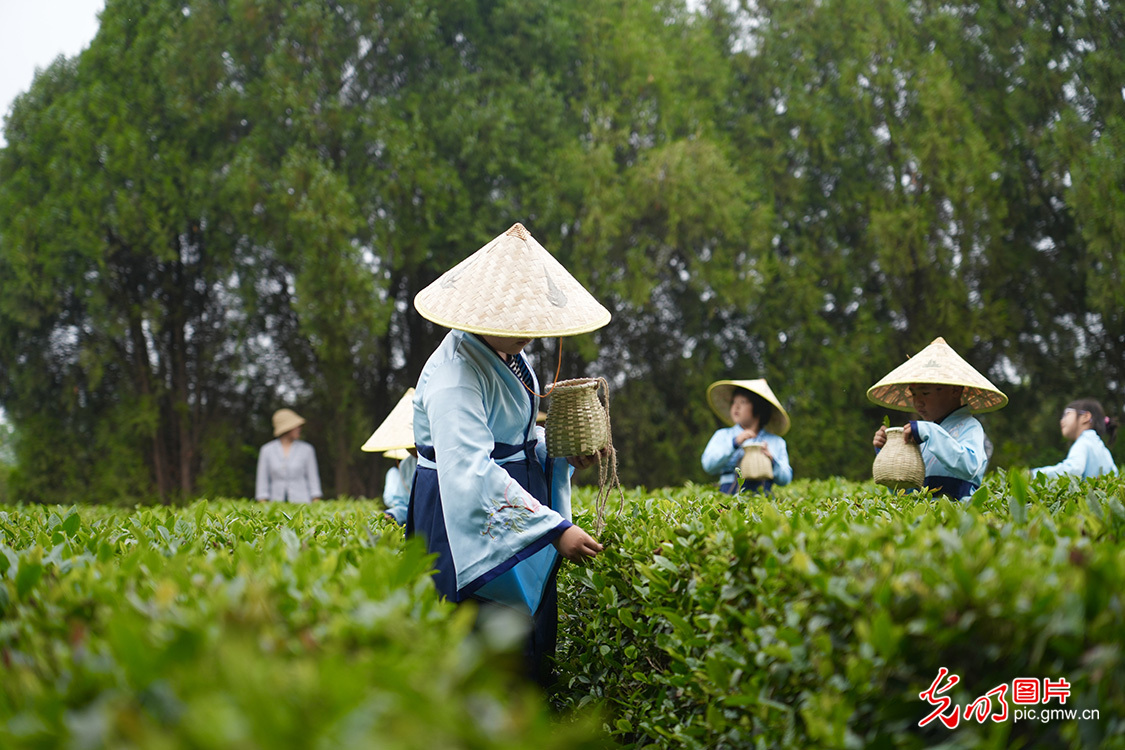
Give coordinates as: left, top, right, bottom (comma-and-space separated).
255, 408, 322, 503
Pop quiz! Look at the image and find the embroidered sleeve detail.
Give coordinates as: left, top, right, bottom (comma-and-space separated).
482, 479, 543, 538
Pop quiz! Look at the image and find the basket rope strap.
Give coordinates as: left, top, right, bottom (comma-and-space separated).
591, 377, 625, 537
512, 338, 563, 399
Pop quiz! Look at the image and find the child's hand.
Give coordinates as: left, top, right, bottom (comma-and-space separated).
873, 425, 887, 449
736, 429, 757, 445
760, 445, 774, 462
555, 525, 603, 561
903, 422, 915, 443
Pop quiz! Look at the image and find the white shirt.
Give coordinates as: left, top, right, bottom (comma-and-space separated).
255, 439, 322, 502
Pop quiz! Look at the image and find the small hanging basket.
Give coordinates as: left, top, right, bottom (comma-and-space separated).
873, 427, 925, 491
545, 378, 609, 458
545, 377, 623, 535
739, 443, 774, 481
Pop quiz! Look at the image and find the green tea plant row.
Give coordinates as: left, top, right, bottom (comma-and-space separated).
0, 502, 601, 749
556, 473, 1125, 749
4, 476, 1125, 749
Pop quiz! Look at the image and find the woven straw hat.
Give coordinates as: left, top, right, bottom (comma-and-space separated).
361, 388, 416, 452
866, 337, 1008, 413
413, 223, 611, 337
707, 379, 792, 436
272, 408, 306, 437
383, 448, 410, 461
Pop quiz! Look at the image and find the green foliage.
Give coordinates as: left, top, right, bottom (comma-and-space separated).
0, 500, 602, 748
3, 478, 1125, 747
557, 477, 1125, 748
2, 0, 1124, 499
0, 420, 12, 505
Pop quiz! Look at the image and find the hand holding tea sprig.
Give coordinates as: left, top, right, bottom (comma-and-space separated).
873, 416, 896, 449
555, 525, 603, 561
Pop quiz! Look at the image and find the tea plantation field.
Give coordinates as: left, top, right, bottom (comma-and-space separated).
2, 473, 1124, 748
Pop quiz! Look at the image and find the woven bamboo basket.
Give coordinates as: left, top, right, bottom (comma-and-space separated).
545, 378, 609, 458
872, 427, 925, 491
739, 443, 774, 481
544, 377, 623, 535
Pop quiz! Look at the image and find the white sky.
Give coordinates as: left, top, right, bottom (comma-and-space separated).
0, 0, 105, 146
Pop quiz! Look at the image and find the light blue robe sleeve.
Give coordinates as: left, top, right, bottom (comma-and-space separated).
425, 359, 568, 588
913, 419, 985, 482
1032, 431, 1117, 479
1031, 439, 1089, 479
400, 454, 417, 495
534, 425, 573, 522
702, 427, 739, 475
382, 466, 409, 524
768, 435, 793, 486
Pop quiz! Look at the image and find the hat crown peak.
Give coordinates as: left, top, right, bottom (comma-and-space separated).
506, 223, 530, 240
931, 336, 948, 345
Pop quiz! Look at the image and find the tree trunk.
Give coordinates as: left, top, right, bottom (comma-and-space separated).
129, 312, 170, 502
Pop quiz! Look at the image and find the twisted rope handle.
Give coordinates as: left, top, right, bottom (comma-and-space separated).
592, 376, 625, 537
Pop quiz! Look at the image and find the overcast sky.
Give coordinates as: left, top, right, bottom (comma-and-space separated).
0, 0, 105, 146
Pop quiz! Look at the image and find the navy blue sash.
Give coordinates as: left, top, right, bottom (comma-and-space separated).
415, 440, 536, 463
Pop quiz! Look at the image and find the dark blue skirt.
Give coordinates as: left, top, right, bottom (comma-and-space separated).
406, 440, 562, 686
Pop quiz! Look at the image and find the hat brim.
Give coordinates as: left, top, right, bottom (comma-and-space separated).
413, 223, 611, 337
273, 416, 306, 437
866, 337, 1008, 413
707, 379, 791, 436
361, 388, 417, 452
383, 448, 410, 461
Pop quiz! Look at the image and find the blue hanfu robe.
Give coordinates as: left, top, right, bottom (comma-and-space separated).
701, 426, 792, 495
1032, 429, 1117, 480
382, 453, 416, 524
907, 406, 988, 499
407, 330, 573, 618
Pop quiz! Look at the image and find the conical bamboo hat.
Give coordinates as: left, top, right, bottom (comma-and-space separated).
383, 448, 410, 461
361, 388, 416, 452
413, 223, 611, 337
866, 337, 1008, 413
707, 379, 792, 436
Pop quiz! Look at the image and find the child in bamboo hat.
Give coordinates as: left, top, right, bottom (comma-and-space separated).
869, 337, 1008, 499
702, 379, 793, 494
409, 223, 610, 686
361, 388, 417, 524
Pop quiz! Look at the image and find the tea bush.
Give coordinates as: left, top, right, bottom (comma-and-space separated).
3, 475, 1124, 748
555, 474, 1125, 748
0, 501, 602, 749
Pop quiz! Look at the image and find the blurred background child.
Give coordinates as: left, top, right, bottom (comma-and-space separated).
1031, 399, 1118, 479
362, 388, 417, 524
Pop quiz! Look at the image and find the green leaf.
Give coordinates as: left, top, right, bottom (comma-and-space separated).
16, 561, 43, 598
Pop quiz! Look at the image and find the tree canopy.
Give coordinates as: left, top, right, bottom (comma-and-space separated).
1, 0, 1121, 503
